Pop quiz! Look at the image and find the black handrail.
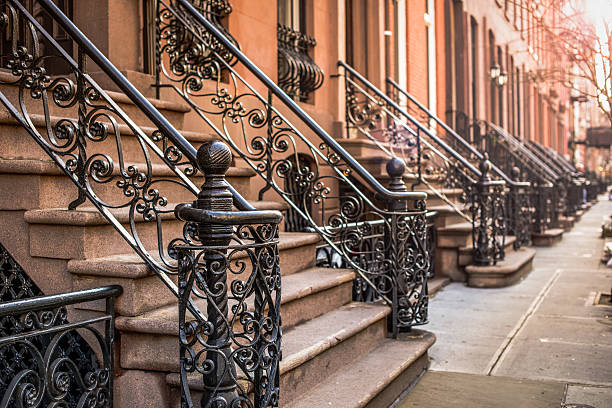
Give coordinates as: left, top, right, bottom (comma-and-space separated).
37, 0, 255, 211
487, 123, 561, 181
337, 61, 481, 178
384, 76, 530, 188
175, 0, 425, 202
0, 285, 123, 316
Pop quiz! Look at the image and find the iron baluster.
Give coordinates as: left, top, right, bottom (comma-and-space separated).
471, 155, 506, 266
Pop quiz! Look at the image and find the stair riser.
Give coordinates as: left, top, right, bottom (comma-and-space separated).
365, 353, 429, 408
437, 231, 471, 248
0, 85, 186, 130
0, 122, 211, 165
280, 317, 386, 406
434, 248, 466, 282
434, 213, 467, 228
117, 282, 357, 372
1, 172, 252, 210
73, 274, 178, 317
29, 219, 185, 260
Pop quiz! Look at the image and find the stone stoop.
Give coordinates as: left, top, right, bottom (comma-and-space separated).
532, 228, 564, 247
465, 247, 536, 288
558, 215, 576, 232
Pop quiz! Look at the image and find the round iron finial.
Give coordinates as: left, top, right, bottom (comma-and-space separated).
479, 152, 492, 181
511, 166, 520, 179
196, 140, 232, 175
386, 157, 406, 179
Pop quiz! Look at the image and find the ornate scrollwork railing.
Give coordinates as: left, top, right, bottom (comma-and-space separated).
483, 122, 565, 230
154, 0, 430, 336
338, 62, 511, 265
0, 0, 262, 324
385, 80, 536, 252
0, 284, 122, 407
277, 24, 324, 102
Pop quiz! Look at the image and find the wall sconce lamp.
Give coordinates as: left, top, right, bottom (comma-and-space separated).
490, 64, 508, 87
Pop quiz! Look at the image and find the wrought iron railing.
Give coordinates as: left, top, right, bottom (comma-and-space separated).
481, 122, 563, 232
0, 0, 263, 325
154, 0, 430, 336
338, 62, 512, 265
385, 80, 534, 250
0, 2, 287, 406
277, 24, 324, 102
0, 284, 122, 407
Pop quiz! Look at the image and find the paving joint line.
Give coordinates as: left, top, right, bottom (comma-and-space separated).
485, 268, 563, 376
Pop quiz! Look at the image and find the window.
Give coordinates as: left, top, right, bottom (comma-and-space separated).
277, 0, 323, 102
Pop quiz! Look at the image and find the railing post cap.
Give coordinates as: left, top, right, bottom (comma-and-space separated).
386, 157, 406, 179
479, 153, 492, 181
511, 166, 520, 179
196, 140, 232, 175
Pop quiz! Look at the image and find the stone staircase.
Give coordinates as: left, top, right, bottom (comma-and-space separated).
340, 136, 537, 289
0, 79, 436, 407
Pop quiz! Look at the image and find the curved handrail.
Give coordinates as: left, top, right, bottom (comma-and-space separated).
37, 0, 255, 211
175, 0, 425, 202
385, 76, 530, 188
0, 285, 123, 316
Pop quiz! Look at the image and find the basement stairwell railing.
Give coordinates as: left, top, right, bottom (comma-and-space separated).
153, 0, 431, 340
0, 1, 283, 407
384, 78, 533, 250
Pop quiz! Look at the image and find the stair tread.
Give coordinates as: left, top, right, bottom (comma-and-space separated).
465, 247, 536, 274
285, 332, 435, 408
1, 157, 254, 178
458, 235, 516, 253
428, 203, 468, 213
438, 222, 472, 233
24, 199, 288, 226
164, 301, 389, 393
429, 276, 451, 296
280, 302, 389, 373
115, 267, 355, 333
68, 232, 321, 278
532, 228, 564, 237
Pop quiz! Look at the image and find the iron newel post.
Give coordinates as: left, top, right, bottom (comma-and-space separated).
178, 140, 239, 408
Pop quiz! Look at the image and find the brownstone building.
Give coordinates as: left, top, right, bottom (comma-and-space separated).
0, 0, 598, 407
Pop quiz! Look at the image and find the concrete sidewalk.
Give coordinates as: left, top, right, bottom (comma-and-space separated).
397, 199, 612, 407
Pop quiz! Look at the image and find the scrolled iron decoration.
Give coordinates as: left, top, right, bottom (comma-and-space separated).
277, 24, 324, 102
342, 62, 510, 266
155, 0, 430, 336
0, 0, 207, 318
0, 246, 120, 408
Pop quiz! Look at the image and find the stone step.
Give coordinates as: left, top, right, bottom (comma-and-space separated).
25, 205, 316, 261
465, 247, 536, 288
429, 203, 470, 228
0, 109, 217, 166
163, 302, 390, 406
532, 228, 564, 247
114, 267, 357, 370
420, 188, 465, 207
0, 75, 190, 129
285, 332, 435, 408
429, 276, 451, 297
458, 235, 517, 266
0, 158, 256, 210
437, 222, 472, 248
